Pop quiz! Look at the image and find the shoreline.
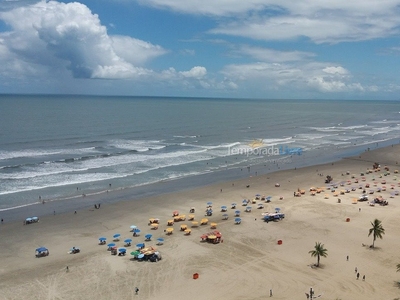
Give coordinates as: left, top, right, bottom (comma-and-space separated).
1, 140, 398, 224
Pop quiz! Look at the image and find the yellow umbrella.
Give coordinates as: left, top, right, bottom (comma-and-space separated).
149, 218, 155, 223
166, 228, 174, 234
167, 220, 174, 226
180, 224, 188, 230
210, 222, 217, 229
188, 214, 195, 220
151, 223, 159, 229
184, 229, 191, 235
207, 235, 216, 239
191, 221, 199, 227
200, 218, 208, 225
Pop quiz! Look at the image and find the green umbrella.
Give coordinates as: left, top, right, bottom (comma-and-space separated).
130, 250, 140, 257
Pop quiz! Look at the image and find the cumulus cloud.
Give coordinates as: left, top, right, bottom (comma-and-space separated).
0, 0, 166, 79
179, 66, 207, 78
221, 61, 367, 93
236, 46, 315, 62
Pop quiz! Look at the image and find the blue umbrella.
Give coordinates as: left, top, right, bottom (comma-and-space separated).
113, 233, 121, 239
157, 238, 164, 242
231, 203, 237, 206
145, 234, 152, 240
246, 206, 252, 210
99, 237, 107, 241
235, 218, 242, 223
137, 254, 145, 259
32, 217, 38, 221
266, 196, 272, 200
242, 199, 247, 203
118, 248, 127, 253
221, 205, 227, 209
223, 213, 229, 217
130, 225, 137, 230
136, 243, 145, 249
255, 194, 261, 197
207, 201, 213, 206
26, 217, 32, 222
235, 210, 241, 215
107, 243, 116, 247
124, 239, 132, 244
36, 247, 47, 252
275, 208, 281, 212
133, 228, 141, 233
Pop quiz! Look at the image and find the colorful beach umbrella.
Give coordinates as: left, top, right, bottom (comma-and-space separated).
131, 250, 140, 256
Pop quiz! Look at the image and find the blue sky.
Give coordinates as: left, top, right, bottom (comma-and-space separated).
0, 0, 399, 99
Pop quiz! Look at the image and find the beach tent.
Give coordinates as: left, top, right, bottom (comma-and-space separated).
113, 233, 121, 241
234, 218, 242, 224
145, 234, 152, 241
157, 238, 164, 245
124, 239, 132, 246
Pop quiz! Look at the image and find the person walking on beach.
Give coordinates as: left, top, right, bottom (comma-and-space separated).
270, 289, 273, 297
363, 275, 365, 281
357, 272, 360, 280
355, 267, 357, 273
135, 287, 139, 295
1, 218, 3, 224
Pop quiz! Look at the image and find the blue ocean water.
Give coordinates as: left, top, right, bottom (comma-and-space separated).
1, 95, 400, 212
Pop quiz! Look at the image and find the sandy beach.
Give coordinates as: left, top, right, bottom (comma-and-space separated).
1, 145, 400, 300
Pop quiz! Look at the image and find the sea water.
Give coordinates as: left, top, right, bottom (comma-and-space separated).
1, 95, 400, 214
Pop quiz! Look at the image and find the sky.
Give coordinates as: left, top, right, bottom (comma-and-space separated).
0, 0, 399, 100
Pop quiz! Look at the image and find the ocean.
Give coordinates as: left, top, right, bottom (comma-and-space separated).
1, 95, 400, 218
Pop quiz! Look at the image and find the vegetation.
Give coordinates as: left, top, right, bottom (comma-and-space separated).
309, 242, 328, 267
368, 219, 385, 248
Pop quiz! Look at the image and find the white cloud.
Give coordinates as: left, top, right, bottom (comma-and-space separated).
0, 0, 166, 79
138, 0, 400, 43
179, 66, 207, 78
221, 61, 368, 93
236, 46, 315, 62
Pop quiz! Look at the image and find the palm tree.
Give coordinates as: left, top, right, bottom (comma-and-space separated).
368, 219, 385, 248
309, 242, 328, 267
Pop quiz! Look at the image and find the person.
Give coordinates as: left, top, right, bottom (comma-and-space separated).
74, 210, 77, 214
66, 266, 69, 272
357, 272, 360, 280
347, 255, 349, 261
270, 289, 273, 297
135, 287, 139, 295
1, 218, 3, 224
363, 275, 365, 281
355, 267, 357, 273
53, 210, 56, 215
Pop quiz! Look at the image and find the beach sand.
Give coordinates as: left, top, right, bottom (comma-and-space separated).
1, 145, 400, 300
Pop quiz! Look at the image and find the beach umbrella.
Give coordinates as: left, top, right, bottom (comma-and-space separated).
124, 239, 132, 244
137, 254, 145, 259
231, 202, 237, 206
36, 247, 48, 252
118, 248, 126, 254
133, 228, 141, 233
131, 250, 140, 256
242, 199, 247, 203
255, 194, 261, 197
275, 208, 281, 212
207, 201, 213, 206
235, 210, 241, 216
222, 213, 229, 217
32, 217, 39, 221
136, 243, 145, 249
107, 243, 116, 248
99, 237, 107, 242
235, 218, 242, 224
130, 225, 137, 231
26, 217, 32, 222
145, 234, 152, 240
221, 205, 227, 210
113, 233, 121, 239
